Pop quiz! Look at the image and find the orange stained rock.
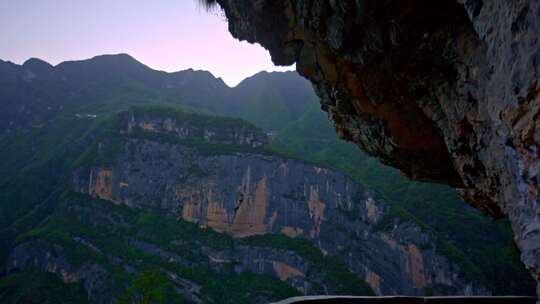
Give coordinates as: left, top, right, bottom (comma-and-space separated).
91, 168, 115, 202
179, 185, 231, 233
366, 270, 382, 295
231, 176, 269, 237
181, 200, 202, 224
178, 188, 202, 223
406, 244, 427, 289
205, 187, 230, 233
273, 261, 305, 281
308, 185, 326, 238
337, 54, 445, 151
381, 234, 398, 250
140, 122, 156, 131
206, 202, 230, 233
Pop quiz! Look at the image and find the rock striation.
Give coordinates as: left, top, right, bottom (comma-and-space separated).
72, 111, 488, 295
205, 0, 540, 293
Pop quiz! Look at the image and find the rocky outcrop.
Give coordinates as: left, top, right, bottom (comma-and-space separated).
120, 109, 267, 148
72, 115, 489, 295
6, 241, 113, 303
6, 238, 205, 303
205, 0, 540, 292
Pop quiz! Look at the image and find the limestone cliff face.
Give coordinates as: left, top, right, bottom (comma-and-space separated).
120, 110, 267, 148
207, 0, 540, 291
73, 118, 488, 295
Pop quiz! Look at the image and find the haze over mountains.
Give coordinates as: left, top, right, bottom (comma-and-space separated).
0, 54, 317, 132
0, 54, 535, 303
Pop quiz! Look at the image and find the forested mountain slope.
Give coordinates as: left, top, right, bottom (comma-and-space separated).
0, 55, 534, 303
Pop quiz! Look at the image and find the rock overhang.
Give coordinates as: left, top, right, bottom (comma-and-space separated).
202, 0, 540, 295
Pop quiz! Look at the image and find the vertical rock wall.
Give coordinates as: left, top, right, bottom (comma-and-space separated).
207, 0, 540, 293
73, 136, 489, 295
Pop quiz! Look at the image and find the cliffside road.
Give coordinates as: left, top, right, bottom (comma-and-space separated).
273, 296, 538, 304
206, 0, 540, 295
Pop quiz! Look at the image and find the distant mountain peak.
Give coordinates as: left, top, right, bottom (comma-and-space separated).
235, 69, 306, 89
55, 53, 150, 72
23, 57, 52, 66
170, 68, 228, 89
87, 54, 148, 68
90, 53, 139, 63
22, 58, 54, 73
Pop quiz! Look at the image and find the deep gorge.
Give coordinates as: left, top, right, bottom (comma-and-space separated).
0, 50, 535, 302
203, 0, 540, 297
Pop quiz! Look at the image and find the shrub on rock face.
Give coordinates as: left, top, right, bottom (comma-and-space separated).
197, 0, 219, 10
119, 270, 185, 304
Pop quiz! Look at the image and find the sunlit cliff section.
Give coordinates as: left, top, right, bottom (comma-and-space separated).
204, 0, 540, 294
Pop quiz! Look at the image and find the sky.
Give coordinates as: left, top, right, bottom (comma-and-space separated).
0, 0, 294, 86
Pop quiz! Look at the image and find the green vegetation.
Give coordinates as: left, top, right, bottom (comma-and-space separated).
270, 103, 535, 295
240, 234, 374, 295
131, 208, 234, 252
0, 272, 88, 304
75, 106, 272, 162
200, 272, 301, 304
70, 114, 127, 167
129, 105, 263, 132
0, 54, 535, 301
119, 270, 186, 304
197, 0, 219, 11
10, 193, 326, 303
0, 114, 109, 267
0, 103, 309, 303
128, 125, 267, 156
230, 72, 319, 131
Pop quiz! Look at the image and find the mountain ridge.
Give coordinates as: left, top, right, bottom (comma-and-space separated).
10, 54, 293, 89
0, 53, 535, 302
0, 53, 318, 132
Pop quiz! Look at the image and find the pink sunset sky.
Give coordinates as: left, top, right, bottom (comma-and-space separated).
0, 0, 295, 86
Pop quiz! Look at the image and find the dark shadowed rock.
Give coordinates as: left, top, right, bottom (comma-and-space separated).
207, 0, 540, 295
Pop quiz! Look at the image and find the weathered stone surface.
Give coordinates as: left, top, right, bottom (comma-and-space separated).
120, 110, 267, 148
207, 0, 540, 293
6, 238, 205, 303
72, 116, 489, 295
6, 241, 113, 303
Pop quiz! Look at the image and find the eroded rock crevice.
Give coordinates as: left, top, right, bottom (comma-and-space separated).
209, 0, 540, 292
